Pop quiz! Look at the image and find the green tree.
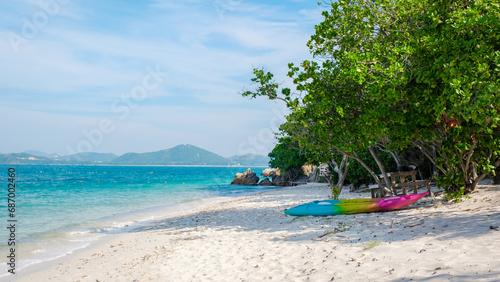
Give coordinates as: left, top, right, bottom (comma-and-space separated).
244, 66, 397, 196
244, 0, 500, 198
268, 137, 309, 181
405, 0, 500, 195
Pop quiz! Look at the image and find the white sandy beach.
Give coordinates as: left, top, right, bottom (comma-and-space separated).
12, 182, 500, 281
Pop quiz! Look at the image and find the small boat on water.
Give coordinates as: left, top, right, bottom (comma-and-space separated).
284, 192, 429, 216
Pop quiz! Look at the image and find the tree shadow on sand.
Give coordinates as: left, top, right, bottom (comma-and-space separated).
128, 190, 500, 246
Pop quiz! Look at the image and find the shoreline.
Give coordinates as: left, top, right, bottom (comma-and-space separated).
10, 187, 285, 281
9, 183, 500, 281
0, 165, 276, 280
2, 164, 270, 168
0, 194, 246, 280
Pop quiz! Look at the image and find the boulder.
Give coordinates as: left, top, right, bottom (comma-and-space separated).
261, 168, 278, 177
231, 168, 259, 185
271, 175, 289, 186
302, 164, 317, 176
258, 178, 273, 186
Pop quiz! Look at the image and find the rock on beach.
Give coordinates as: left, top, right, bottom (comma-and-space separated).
258, 178, 273, 186
231, 168, 260, 185
261, 168, 278, 177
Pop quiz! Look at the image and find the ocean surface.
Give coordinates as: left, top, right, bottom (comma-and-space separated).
0, 165, 276, 274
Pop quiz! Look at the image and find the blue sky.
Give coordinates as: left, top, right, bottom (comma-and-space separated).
0, 0, 324, 157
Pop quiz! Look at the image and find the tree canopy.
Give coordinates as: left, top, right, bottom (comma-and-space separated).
243, 0, 500, 199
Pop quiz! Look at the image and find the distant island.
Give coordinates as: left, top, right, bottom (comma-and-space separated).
0, 145, 270, 166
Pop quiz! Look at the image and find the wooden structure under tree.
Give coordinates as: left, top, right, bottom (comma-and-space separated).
370, 171, 431, 198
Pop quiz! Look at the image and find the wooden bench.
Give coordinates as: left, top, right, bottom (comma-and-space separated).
370, 171, 431, 198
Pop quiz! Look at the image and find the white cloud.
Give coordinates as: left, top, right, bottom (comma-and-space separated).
0, 0, 322, 156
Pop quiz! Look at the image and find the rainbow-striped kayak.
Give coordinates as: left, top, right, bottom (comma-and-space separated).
284, 192, 429, 216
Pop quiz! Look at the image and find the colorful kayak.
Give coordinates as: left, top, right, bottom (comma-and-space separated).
284, 192, 429, 216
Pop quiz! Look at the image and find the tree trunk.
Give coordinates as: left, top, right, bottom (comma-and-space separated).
413, 140, 446, 174
388, 149, 401, 167
337, 155, 349, 189
345, 151, 391, 197
307, 135, 391, 196
327, 156, 349, 199
329, 155, 350, 188
470, 172, 488, 192
369, 146, 393, 196
310, 168, 319, 182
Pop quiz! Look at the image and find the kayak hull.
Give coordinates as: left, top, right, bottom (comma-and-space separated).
284, 192, 429, 216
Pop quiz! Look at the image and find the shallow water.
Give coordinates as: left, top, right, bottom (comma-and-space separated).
0, 165, 274, 273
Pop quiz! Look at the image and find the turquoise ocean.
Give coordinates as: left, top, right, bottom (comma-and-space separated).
0, 165, 275, 274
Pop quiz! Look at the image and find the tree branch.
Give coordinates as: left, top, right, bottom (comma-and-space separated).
412, 140, 446, 174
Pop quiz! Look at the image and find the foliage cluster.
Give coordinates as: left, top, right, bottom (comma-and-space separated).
243, 0, 500, 200
268, 137, 310, 180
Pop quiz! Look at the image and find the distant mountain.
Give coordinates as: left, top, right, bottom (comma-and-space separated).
0, 153, 55, 165
0, 152, 118, 165
229, 154, 269, 166
111, 144, 232, 165
59, 152, 119, 163
24, 150, 60, 159
1, 145, 270, 166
